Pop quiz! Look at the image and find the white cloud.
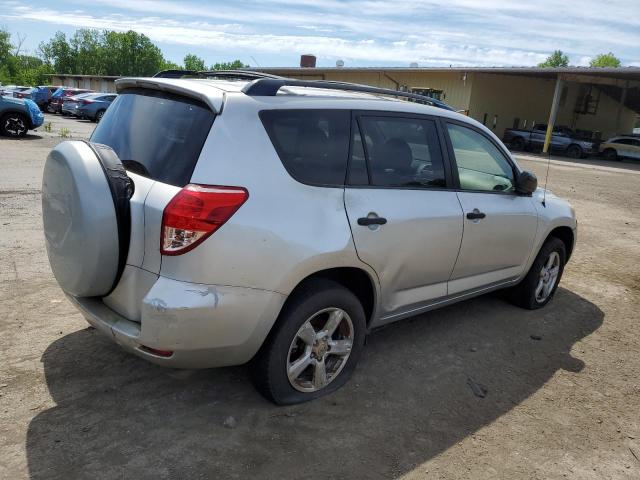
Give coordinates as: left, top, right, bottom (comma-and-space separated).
2, 0, 639, 66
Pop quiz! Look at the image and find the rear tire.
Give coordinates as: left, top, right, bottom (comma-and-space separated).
0, 113, 28, 137
603, 148, 618, 161
566, 144, 582, 159
508, 237, 566, 310
95, 110, 105, 123
251, 279, 366, 405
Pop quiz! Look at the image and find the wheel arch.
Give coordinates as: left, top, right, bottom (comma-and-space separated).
547, 226, 574, 261
280, 267, 378, 328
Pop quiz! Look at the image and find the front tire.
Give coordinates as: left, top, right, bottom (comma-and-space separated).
95, 110, 105, 123
603, 148, 618, 161
251, 279, 366, 405
509, 237, 566, 310
1, 113, 28, 137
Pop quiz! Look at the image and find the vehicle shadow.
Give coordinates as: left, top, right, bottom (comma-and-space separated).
26, 287, 602, 479
1, 134, 43, 141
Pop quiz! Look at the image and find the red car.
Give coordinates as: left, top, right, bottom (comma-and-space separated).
48, 88, 93, 114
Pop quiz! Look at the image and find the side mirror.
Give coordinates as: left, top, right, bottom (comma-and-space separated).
515, 170, 538, 195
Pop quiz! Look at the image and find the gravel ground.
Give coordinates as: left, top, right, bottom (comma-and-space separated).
1, 114, 639, 479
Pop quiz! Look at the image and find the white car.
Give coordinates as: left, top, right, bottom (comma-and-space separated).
599, 136, 640, 161
41, 71, 577, 404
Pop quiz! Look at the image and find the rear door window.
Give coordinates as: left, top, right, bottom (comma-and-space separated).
260, 109, 350, 186
356, 115, 447, 188
91, 88, 215, 187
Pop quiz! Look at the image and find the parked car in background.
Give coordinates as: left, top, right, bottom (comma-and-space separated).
26, 86, 63, 110
49, 87, 93, 113
599, 136, 640, 161
0, 96, 44, 137
41, 74, 577, 404
1, 85, 29, 97
503, 124, 596, 158
62, 92, 99, 117
77, 93, 117, 122
12, 87, 36, 101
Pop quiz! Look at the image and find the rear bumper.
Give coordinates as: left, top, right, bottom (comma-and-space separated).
68, 276, 286, 369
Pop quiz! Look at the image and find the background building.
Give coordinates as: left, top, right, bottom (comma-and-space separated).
50, 66, 640, 140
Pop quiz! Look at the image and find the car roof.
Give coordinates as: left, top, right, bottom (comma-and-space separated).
116, 77, 460, 116
606, 136, 639, 141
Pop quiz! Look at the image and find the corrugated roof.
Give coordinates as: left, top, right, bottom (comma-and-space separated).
253, 66, 640, 81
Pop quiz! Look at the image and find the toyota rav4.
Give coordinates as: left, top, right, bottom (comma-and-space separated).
42, 71, 577, 405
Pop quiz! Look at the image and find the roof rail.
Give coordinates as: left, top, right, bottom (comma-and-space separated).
153, 69, 284, 81
242, 78, 454, 110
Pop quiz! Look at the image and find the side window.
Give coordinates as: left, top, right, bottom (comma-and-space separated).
260, 110, 350, 186
355, 116, 446, 188
447, 123, 515, 193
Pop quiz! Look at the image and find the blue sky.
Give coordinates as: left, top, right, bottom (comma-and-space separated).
1, 0, 639, 67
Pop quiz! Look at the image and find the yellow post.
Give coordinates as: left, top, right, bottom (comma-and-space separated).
543, 76, 564, 154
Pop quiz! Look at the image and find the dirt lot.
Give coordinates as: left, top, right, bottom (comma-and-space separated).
1, 114, 639, 479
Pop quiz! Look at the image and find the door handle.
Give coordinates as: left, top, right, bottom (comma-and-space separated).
466, 210, 486, 220
357, 217, 387, 226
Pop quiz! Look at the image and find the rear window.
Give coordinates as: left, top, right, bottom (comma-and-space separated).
91, 88, 215, 187
260, 109, 350, 186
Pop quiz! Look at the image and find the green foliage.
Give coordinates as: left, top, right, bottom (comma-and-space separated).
0, 26, 250, 85
161, 60, 181, 70
538, 50, 569, 68
589, 52, 621, 68
183, 53, 206, 71
59, 127, 71, 138
210, 59, 248, 70
38, 29, 165, 76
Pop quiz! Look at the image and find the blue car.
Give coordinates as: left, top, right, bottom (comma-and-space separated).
23, 86, 62, 110
77, 93, 117, 122
0, 97, 44, 137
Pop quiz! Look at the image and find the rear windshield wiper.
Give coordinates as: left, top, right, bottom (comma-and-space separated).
121, 160, 151, 178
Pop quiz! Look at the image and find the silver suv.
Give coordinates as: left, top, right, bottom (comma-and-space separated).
42, 72, 577, 405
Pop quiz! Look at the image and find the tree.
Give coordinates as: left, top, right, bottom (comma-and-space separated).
183, 53, 206, 71
161, 59, 181, 71
538, 50, 569, 68
210, 60, 248, 70
99, 30, 165, 76
589, 52, 621, 68
38, 31, 76, 74
0, 28, 16, 83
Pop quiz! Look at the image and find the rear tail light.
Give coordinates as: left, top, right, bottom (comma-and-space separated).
161, 184, 248, 256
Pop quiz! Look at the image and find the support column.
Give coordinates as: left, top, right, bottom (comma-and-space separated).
615, 81, 629, 135
543, 75, 564, 154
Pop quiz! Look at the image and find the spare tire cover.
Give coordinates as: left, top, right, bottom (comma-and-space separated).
42, 141, 132, 297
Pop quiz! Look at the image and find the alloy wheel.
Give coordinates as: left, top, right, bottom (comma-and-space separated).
4, 115, 27, 137
286, 307, 354, 393
535, 251, 560, 303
